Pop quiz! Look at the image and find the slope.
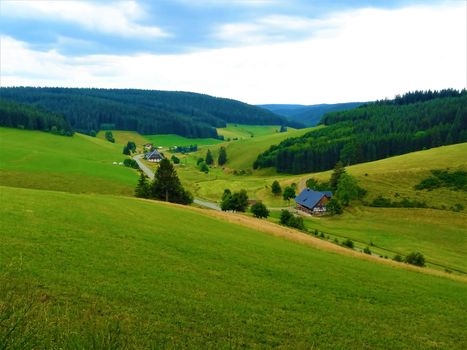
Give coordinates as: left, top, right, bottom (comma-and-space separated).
0, 87, 290, 138
1, 186, 466, 349
0, 127, 137, 195
260, 102, 362, 126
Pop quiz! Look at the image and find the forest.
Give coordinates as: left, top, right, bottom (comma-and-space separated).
0, 99, 73, 135
254, 90, 467, 174
0, 87, 298, 138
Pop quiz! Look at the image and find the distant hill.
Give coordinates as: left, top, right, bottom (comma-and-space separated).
255, 89, 467, 174
260, 102, 363, 126
0, 87, 298, 138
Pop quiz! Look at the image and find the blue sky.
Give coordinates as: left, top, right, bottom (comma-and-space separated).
0, 0, 465, 104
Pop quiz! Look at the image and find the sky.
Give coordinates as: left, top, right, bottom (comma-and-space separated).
0, 0, 465, 104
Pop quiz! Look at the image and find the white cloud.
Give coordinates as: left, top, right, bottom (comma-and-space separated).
1, 3, 465, 104
216, 15, 320, 44
1, 1, 168, 38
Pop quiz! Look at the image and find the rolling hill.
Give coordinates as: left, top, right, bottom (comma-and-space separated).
0, 87, 296, 138
2, 185, 466, 349
0, 127, 137, 195
260, 102, 362, 126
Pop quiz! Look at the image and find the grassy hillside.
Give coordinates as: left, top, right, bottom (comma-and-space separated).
0, 127, 137, 195
299, 143, 467, 209
216, 123, 282, 140
2, 186, 466, 349
97, 130, 150, 146
223, 126, 318, 170
145, 134, 222, 148
269, 206, 467, 273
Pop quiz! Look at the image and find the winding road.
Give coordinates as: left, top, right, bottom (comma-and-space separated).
133, 154, 221, 211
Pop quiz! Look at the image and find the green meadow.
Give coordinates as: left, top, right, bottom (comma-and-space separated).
216, 123, 283, 140
97, 130, 150, 146
0, 127, 138, 195
268, 206, 467, 273
1, 186, 466, 349
145, 134, 222, 148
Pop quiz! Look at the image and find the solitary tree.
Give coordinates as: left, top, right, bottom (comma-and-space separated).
282, 186, 296, 202
271, 180, 282, 196
251, 202, 269, 218
151, 158, 192, 204
220, 189, 248, 212
171, 155, 180, 164
104, 130, 115, 143
205, 149, 214, 165
218, 146, 227, 166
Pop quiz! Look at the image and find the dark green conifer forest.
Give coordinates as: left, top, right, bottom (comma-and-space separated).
254, 89, 467, 174
0, 87, 299, 138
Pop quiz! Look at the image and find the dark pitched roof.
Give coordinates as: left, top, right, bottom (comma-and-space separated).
294, 189, 332, 209
145, 149, 163, 159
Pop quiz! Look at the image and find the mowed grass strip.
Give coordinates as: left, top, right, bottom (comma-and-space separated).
1, 186, 466, 349
0, 128, 137, 195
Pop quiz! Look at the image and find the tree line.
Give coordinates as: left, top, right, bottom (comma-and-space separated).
0, 87, 300, 138
0, 99, 73, 135
254, 90, 467, 174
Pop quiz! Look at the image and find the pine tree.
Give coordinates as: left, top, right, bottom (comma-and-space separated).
205, 149, 213, 165
135, 173, 150, 198
330, 161, 346, 191
151, 158, 192, 204
218, 146, 227, 166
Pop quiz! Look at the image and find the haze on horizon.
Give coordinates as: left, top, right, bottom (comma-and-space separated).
0, 0, 465, 105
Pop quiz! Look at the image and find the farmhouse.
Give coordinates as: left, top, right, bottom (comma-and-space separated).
295, 189, 332, 215
145, 149, 164, 163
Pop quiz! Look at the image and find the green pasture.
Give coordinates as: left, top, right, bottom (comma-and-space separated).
269, 206, 467, 273
1, 186, 466, 349
216, 123, 283, 140
96, 130, 150, 146
0, 127, 138, 195
145, 134, 222, 148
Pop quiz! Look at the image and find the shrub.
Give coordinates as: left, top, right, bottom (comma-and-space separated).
251, 202, 269, 219
363, 246, 372, 255
279, 210, 304, 230
404, 252, 426, 267
342, 239, 354, 249
451, 203, 464, 212
393, 254, 403, 262
123, 158, 139, 169
171, 155, 180, 164
326, 198, 343, 215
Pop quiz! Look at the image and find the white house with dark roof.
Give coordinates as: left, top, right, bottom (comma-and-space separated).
145, 149, 164, 163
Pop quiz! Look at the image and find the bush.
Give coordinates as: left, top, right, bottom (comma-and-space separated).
342, 239, 354, 249
393, 254, 403, 262
123, 158, 139, 169
363, 246, 372, 255
326, 198, 343, 215
451, 203, 464, 212
279, 210, 304, 230
171, 155, 180, 164
250, 202, 269, 219
404, 252, 426, 267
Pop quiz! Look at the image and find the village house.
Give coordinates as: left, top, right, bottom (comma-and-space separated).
145, 149, 164, 163
143, 143, 153, 151
294, 189, 333, 215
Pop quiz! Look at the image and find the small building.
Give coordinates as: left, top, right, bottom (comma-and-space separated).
143, 143, 153, 151
145, 149, 164, 163
294, 189, 332, 215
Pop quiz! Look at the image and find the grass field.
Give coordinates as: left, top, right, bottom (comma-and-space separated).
0, 128, 138, 195
96, 130, 150, 146
1, 185, 466, 349
296, 143, 467, 209
145, 134, 222, 148
216, 123, 283, 140
269, 206, 467, 273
